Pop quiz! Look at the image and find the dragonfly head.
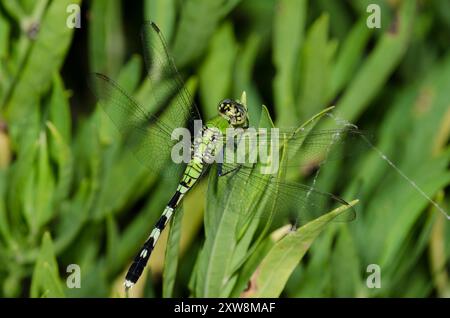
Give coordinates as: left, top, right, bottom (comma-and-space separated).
218, 99, 249, 128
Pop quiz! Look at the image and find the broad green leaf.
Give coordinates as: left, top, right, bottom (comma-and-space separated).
285, 227, 336, 297
245, 200, 358, 298
231, 225, 291, 297
195, 106, 285, 297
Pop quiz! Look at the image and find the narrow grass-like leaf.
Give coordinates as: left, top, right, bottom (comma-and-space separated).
144, 0, 175, 44
273, 0, 306, 127
0, 125, 11, 168
429, 194, 450, 297
0, 170, 13, 246
4, 0, 80, 124
106, 214, 119, 272
233, 34, 263, 126
30, 232, 65, 297
88, 0, 124, 77
162, 207, 184, 298
199, 22, 238, 120
172, 0, 241, 68
23, 131, 55, 235
297, 14, 335, 121
333, 0, 415, 123
0, 10, 10, 71
327, 18, 372, 101
48, 74, 71, 143
330, 226, 361, 296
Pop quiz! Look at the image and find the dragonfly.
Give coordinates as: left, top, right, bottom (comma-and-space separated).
90, 22, 360, 290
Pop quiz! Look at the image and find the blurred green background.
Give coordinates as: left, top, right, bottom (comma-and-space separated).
0, 0, 449, 298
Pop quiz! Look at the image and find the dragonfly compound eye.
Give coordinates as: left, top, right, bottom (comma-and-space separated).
218, 99, 248, 128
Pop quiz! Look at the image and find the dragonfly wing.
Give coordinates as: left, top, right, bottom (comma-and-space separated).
90, 73, 187, 176
141, 21, 202, 133
219, 125, 367, 170
219, 162, 356, 225
89, 22, 202, 177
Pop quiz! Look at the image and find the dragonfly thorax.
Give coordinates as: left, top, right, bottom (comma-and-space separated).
192, 126, 221, 164
218, 99, 249, 129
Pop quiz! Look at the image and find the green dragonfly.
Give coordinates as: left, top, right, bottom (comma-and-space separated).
90, 22, 359, 290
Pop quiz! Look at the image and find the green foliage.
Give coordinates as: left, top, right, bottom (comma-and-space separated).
0, 0, 449, 298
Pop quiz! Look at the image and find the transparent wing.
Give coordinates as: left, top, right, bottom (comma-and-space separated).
215, 122, 363, 225
219, 125, 368, 169
89, 21, 202, 176
219, 161, 356, 226
90, 73, 184, 175
141, 21, 202, 133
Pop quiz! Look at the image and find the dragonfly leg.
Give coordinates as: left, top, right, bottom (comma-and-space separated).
217, 163, 242, 177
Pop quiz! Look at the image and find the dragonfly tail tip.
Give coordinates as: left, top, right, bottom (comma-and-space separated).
124, 280, 135, 290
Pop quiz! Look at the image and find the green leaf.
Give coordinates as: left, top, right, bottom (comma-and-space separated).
106, 214, 119, 271
4, 0, 81, 124
327, 18, 372, 101
246, 200, 358, 298
199, 22, 238, 119
231, 225, 291, 297
297, 14, 336, 121
48, 74, 71, 143
88, 0, 125, 77
172, 0, 241, 68
115, 169, 179, 275
0, 123, 11, 169
46, 121, 73, 205
53, 179, 92, 256
273, 0, 306, 127
233, 34, 263, 126
30, 232, 65, 297
162, 207, 184, 298
317, 0, 352, 39
195, 106, 289, 297
330, 226, 361, 296
333, 0, 416, 123
23, 130, 55, 235
144, 0, 176, 44
0, 9, 10, 61
0, 170, 13, 246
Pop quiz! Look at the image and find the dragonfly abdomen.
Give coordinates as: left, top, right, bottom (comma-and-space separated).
124, 160, 205, 289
